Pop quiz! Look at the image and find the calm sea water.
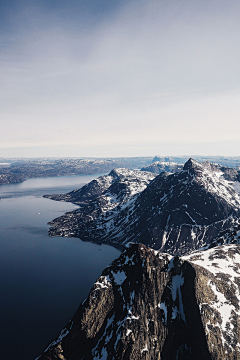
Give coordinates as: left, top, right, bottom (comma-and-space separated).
0, 176, 121, 360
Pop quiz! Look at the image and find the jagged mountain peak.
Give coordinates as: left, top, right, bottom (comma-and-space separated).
182, 157, 200, 171
182, 158, 218, 177
44, 168, 156, 206
108, 168, 130, 178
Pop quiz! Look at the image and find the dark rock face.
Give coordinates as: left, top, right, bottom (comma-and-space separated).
36, 243, 240, 360
47, 159, 240, 255
201, 222, 240, 250
184, 243, 240, 358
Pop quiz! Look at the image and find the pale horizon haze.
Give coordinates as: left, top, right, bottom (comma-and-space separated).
1, 0, 240, 158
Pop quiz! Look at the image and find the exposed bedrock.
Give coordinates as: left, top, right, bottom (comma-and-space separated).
36, 243, 240, 360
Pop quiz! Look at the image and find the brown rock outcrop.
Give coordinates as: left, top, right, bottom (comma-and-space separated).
37, 243, 240, 360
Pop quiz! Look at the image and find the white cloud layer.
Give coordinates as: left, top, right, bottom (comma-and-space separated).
1, 0, 240, 157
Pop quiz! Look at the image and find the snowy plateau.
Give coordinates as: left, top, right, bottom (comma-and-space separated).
37, 158, 240, 360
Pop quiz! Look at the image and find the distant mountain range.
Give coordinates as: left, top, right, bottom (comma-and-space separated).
46, 158, 240, 255
0, 157, 153, 185
1, 155, 240, 185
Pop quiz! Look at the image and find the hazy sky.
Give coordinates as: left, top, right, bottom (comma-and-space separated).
1, 0, 240, 158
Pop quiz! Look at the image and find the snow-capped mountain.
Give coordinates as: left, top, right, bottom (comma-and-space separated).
142, 159, 240, 180
36, 242, 240, 360
151, 155, 240, 168
38, 161, 240, 359
141, 161, 184, 174
44, 168, 156, 205
47, 158, 240, 255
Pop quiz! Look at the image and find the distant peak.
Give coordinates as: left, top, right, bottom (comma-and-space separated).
109, 168, 128, 178
183, 158, 201, 171
152, 155, 173, 163
109, 168, 120, 177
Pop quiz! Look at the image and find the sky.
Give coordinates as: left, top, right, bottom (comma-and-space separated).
1, 0, 240, 158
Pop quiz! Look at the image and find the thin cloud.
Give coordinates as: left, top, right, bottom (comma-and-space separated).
1, 0, 240, 156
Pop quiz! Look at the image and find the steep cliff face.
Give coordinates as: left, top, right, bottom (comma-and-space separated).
36, 243, 240, 360
200, 222, 240, 250
184, 244, 240, 358
47, 159, 240, 254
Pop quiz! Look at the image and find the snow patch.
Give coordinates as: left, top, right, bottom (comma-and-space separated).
159, 302, 168, 324
141, 344, 148, 353
171, 274, 186, 322
126, 329, 132, 336
93, 347, 108, 360
111, 271, 127, 285
95, 276, 112, 289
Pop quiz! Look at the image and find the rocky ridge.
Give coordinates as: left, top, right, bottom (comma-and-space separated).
1, 156, 240, 185
44, 168, 156, 205
47, 159, 240, 255
142, 159, 240, 181
151, 156, 240, 168
36, 242, 240, 360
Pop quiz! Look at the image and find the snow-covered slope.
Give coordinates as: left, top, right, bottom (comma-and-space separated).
36, 242, 240, 360
47, 159, 240, 255
44, 168, 156, 205
183, 243, 240, 355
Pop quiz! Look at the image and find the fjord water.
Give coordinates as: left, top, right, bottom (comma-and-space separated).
0, 176, 121, 360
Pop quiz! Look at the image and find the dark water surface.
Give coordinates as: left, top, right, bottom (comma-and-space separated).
0, 176, 121, 360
